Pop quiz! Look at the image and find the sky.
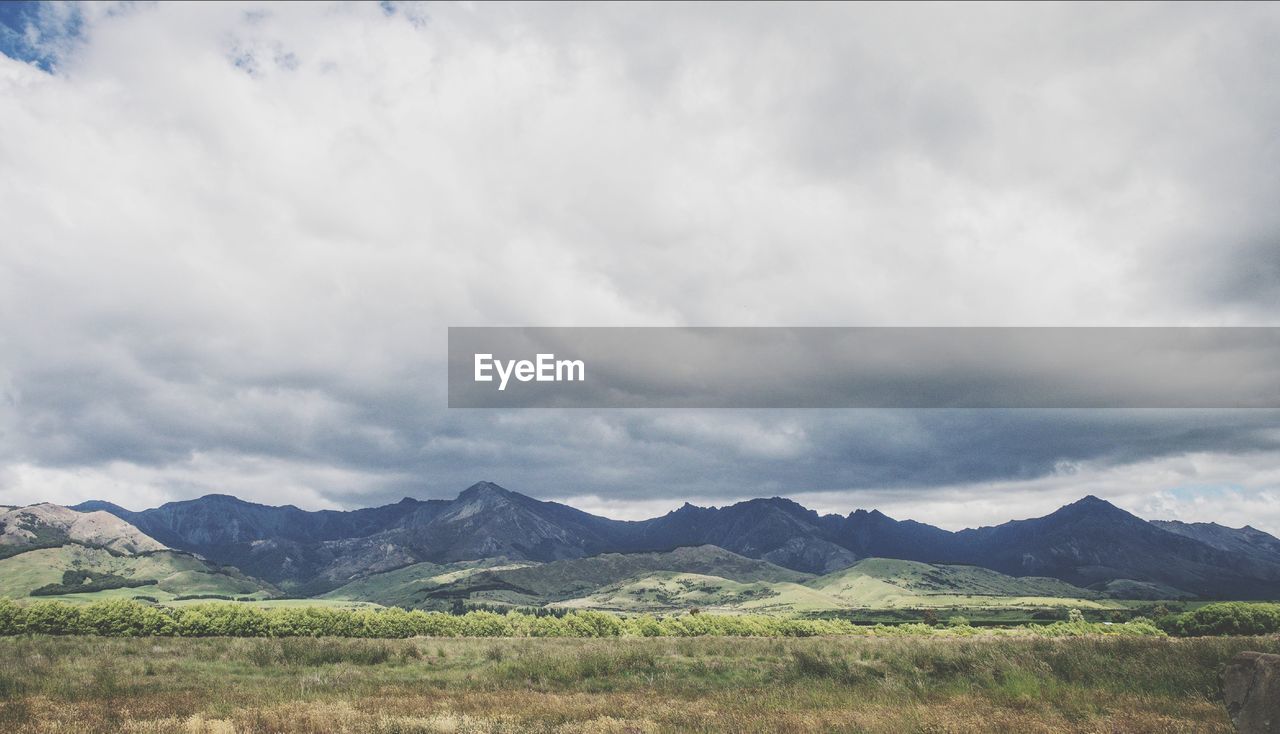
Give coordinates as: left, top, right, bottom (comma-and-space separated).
0, 1, 1278, 532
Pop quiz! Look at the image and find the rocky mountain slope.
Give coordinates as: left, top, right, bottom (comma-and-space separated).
0, 503, 166, 555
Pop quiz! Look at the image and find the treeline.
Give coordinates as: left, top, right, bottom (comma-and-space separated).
3, 599, 1273, 639
30, 571, 157, 597
0, 599, 1169, 639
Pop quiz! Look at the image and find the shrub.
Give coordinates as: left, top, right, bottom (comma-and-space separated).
0, 600, 25, 635
79, 599, 175, 636
1163, 602, 1280, 637
23, 600, 83, 635
459, 610, 513, 637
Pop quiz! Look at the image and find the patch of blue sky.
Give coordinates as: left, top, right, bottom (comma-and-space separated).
1164, 485, 1244, 501
0, 1, 84, 72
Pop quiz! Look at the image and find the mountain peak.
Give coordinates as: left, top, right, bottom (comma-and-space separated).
1059, 495, 1125, 513
456, 481, 514, 501
195, 493, 250, 504
451, 482, 531, 511
1035, 495, 1145, 529
70, 500, 129, 514
735, 496, 793, 511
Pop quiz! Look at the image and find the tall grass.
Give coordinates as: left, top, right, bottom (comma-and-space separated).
0, 635, 1270, 732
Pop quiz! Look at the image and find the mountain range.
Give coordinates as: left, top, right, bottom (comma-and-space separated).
50, 481, 1280, 601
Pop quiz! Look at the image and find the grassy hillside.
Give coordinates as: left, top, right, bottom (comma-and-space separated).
0, 545, 273, 602
479, 546, 808, 600
321, 559, 537, 607
807, 558, 1119, 611
1093, 578, 1194, 600
829, 558, 1100, 597
1, 545, 1136, 614
555, 572, 783, 612
326, 546, 810, 609
554, 557, 1122, 614
326, 551, 1126, 614
558, 572, 845, 614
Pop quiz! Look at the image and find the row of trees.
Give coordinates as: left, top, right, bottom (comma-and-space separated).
0, 598, 1172, 638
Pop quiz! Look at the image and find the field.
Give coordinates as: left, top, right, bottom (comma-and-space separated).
0, 634, 1274, 733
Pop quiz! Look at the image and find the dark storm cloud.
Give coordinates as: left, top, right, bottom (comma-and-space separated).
393, 409, 1280, 506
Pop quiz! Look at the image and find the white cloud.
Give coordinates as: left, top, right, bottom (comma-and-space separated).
0, 452, 406, 511
0, 2, 1277, 522
789, 449, 1280, 536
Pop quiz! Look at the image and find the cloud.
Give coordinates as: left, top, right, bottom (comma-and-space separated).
0, 2, 1278, 528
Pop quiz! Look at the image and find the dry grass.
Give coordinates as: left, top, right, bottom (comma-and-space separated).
0, 634, 1272, 733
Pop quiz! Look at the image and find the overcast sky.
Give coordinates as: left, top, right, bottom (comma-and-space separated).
1, 2, 1278, 532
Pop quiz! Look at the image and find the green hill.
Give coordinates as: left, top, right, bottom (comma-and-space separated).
321, 558, 537, 608
806, 558, 1115, 610
557, 572, 845, 613
476, 546, 809, 599
325, 546, 811, 609
326, 549, 1124, 614
554, 557, 1121, 614
1092, 578, 1194, 600
816, 558, 1101, 597
0, 545, 275, 602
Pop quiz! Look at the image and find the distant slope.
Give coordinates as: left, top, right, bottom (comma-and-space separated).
939, 497, 1280, 599
76, 482, 633, 590
390, 482, 631, 563
0, 504, 165, 555
321, 558, 537, 608
468, 545, 810, 600
625, 498, 858, 573
329, 545, 810, 609
557, 572, 819, 613
1092, 578, 1194, 600
808, 558, 1104, 606
556, 558, 1115, 614
74, 494, 445, 588
1152, 520, 1280, 565
0, 545, 274, 600
830, 557, 1101, 598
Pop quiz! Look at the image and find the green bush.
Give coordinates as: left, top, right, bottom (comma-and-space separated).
1162, 602, 1280, 637
79, 599, 175, 636
23, 600, 83, 635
